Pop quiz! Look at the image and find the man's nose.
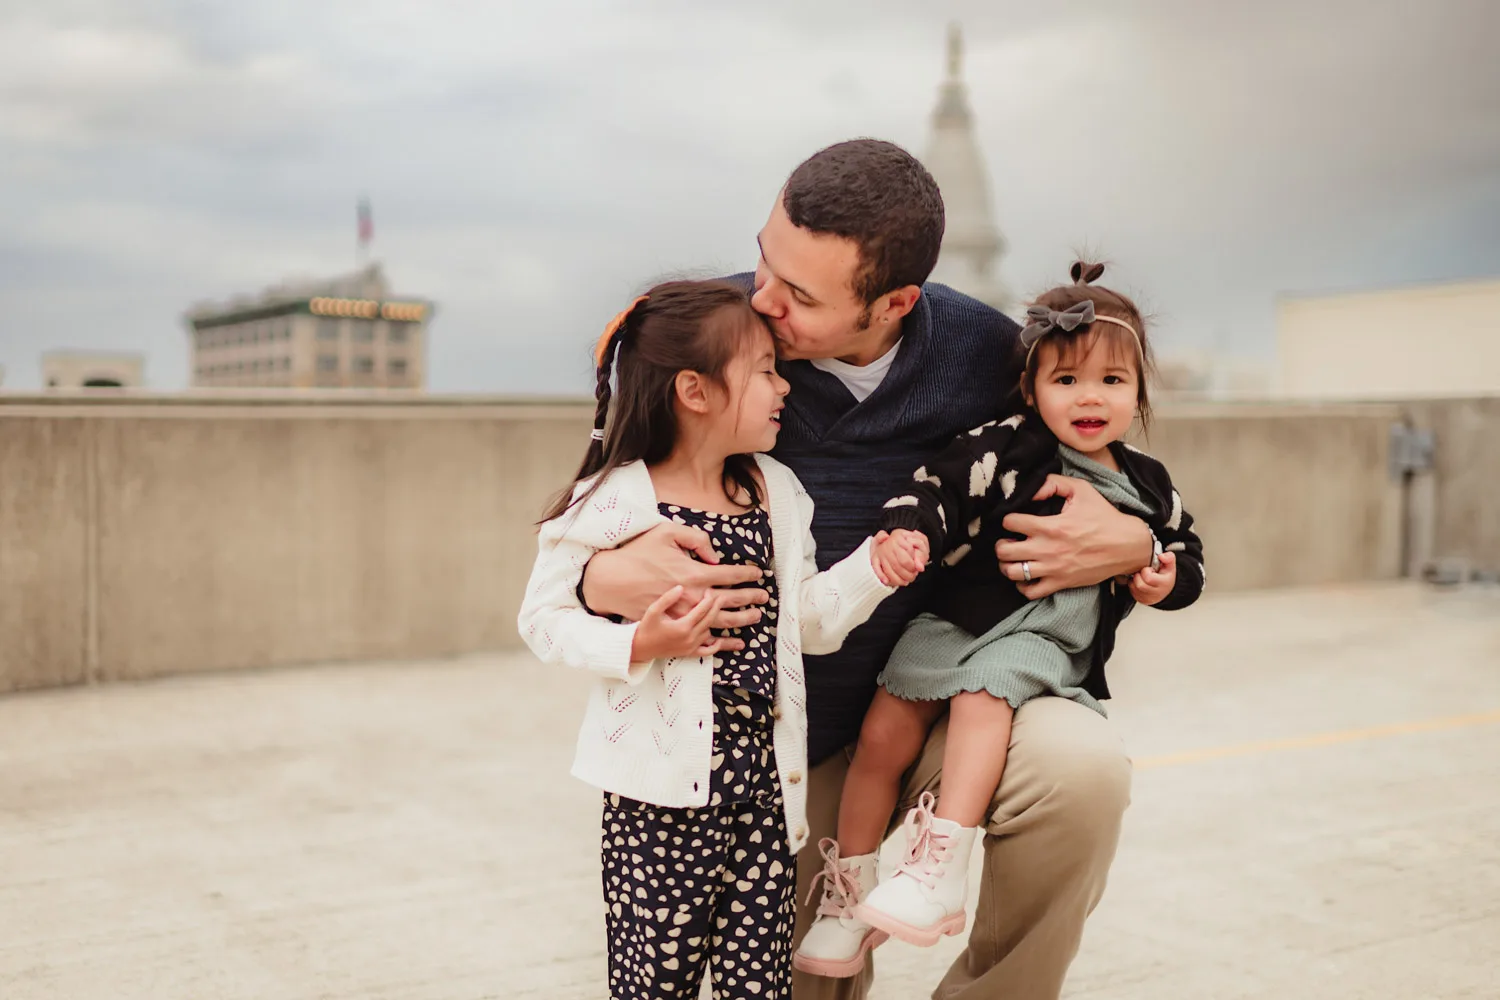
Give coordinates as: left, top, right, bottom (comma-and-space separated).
751, 282, 784, 319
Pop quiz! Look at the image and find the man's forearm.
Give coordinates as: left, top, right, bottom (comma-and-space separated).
577, 556, 608, 617
1094, 514, 1155, 584
579, 552, 633, 620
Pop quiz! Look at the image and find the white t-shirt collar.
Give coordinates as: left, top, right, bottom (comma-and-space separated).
807, 338, 902, 403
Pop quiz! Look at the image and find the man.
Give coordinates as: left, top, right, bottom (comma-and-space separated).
581, 139, 1149, 999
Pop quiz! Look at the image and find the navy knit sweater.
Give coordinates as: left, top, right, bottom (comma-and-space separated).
754, 279, 1022, 764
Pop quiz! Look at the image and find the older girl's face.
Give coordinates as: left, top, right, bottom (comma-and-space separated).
719, 323, 791, 455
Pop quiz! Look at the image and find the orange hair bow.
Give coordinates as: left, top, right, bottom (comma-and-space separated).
594, 295, 648, 368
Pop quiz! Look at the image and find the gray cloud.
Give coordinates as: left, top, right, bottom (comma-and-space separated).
1, 0, 1496, 391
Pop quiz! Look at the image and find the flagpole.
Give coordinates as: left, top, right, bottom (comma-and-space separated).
356, 196, 373, 270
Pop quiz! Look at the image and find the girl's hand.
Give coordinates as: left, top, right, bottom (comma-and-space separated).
629, 586, 730, 662
871, 530, 930, 588
1128, 550, 1177, 606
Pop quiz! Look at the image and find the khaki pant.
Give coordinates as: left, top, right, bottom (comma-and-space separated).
791, 697, 1132, 1000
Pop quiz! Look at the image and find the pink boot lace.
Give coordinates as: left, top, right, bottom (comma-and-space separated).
892, 791, 953, 890
805, 838, 862, 918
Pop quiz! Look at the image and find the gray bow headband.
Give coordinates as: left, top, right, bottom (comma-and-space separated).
1019, 300, 1142, 360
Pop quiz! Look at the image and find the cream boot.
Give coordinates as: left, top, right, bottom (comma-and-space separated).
854, 792, 979, 947
792, 839, 887, 978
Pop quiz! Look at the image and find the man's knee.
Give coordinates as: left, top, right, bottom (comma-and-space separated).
989, 699, 1131, 837
1035, 740, 1131, 824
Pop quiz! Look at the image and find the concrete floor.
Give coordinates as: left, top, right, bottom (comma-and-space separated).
1, 583, 1498, 999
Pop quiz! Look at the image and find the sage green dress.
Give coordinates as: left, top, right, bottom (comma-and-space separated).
875, 446, 1153, 717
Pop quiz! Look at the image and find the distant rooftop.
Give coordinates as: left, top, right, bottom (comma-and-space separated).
184, 262, 404, 321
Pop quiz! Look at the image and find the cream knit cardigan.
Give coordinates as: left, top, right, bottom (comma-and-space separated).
517, 453, 893, 852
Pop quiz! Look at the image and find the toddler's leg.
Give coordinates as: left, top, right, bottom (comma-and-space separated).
838, 690, 945, 854
856, 692, 1015, 950
935, 690, 1015, 827
794, 691, 942, 980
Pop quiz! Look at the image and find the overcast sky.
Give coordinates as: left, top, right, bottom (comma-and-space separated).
1, 0, 1496, 392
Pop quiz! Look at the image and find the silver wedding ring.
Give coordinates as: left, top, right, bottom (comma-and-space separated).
1021, 560, 1032, 583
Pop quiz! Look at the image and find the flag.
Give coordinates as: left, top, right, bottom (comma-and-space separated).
357, 197, 373, 245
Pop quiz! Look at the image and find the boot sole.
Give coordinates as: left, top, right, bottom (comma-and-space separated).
792, 929, 890, 978
853, 904, 966, 948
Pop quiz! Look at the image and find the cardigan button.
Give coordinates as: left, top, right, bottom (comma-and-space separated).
771, 707, 782, 721
787, 770, 802, 785
795, 825, 807, 841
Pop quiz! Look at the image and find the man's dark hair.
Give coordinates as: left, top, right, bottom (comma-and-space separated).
781, 139, 945, 305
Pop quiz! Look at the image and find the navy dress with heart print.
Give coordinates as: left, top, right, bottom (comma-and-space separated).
599, 504, 797, 1000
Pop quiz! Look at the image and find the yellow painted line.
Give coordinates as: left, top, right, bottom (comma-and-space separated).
1135, 708, 1500, 771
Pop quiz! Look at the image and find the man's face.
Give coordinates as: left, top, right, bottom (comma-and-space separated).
750, 199, 873, 362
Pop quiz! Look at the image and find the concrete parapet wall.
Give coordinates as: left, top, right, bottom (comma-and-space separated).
1133, 402, 1405, 592
1, 395, 591, 693
1, 392, 1493, 693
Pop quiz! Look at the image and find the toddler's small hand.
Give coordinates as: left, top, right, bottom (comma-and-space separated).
871, 530, 929, 588
1129, 550, 1177, 606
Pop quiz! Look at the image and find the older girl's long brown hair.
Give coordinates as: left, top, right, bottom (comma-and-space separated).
541, 280, 767, 523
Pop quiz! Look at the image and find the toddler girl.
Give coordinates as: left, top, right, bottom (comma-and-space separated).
795, 262, 1206, 977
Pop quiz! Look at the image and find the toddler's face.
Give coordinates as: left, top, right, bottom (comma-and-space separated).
1028, 334, 1139, 457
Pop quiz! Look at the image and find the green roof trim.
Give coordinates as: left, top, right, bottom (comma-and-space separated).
189, 299, 432, 331
190, 301, 311, 330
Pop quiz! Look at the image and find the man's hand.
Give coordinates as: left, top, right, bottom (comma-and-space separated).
1128, 551, 1177, 606
630, 587, 733, 662
871, 529, 929, 587
995, 474, 1154, 599
580, 523, 769, 650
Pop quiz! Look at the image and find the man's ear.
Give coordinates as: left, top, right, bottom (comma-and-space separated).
675, 370, 712, 414
869, 285, 922, 326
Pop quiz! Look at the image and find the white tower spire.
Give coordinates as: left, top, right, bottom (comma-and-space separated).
923, 24, 1008, 309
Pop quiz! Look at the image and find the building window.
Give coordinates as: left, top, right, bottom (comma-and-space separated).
388, 323, 409, 344
280, 320, 292, 340
317, 319, 339, 341
353, 356, 374, 374
317, 355, 339, 372
389, 358, 408, 377
353, 322, 375, 344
